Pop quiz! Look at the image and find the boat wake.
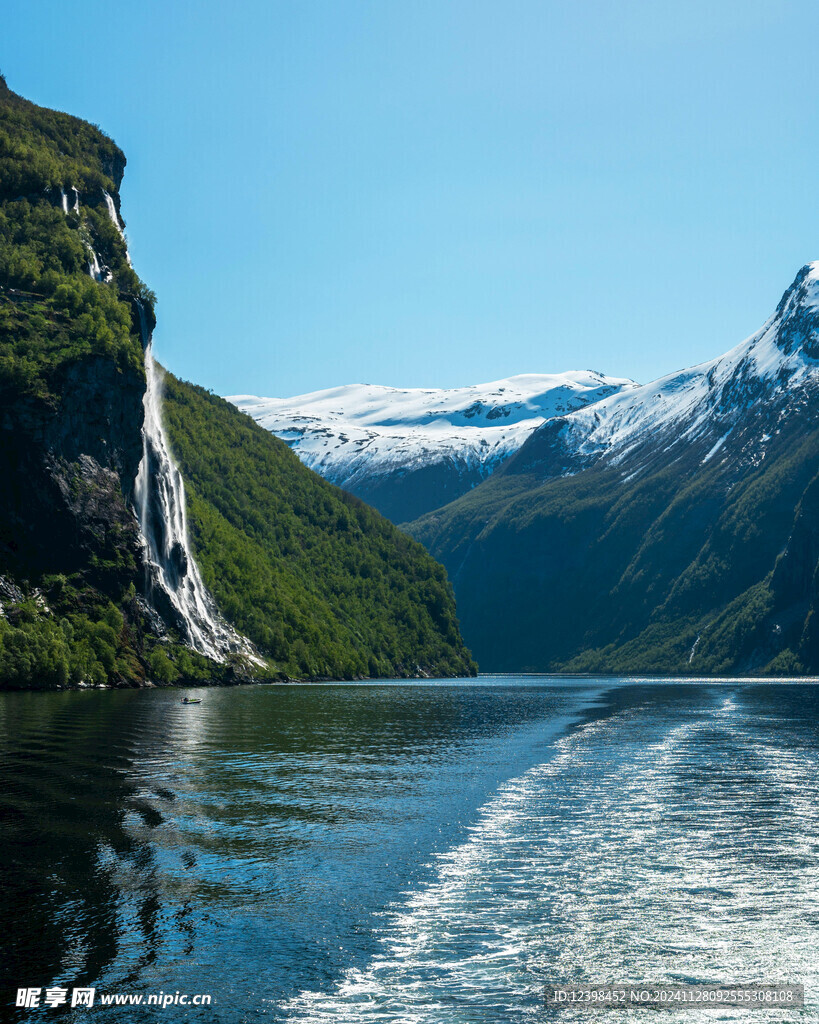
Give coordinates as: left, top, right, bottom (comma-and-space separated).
283, 689, 819, 1022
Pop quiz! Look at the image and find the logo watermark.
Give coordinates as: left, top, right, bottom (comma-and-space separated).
15, 987, 212, 1009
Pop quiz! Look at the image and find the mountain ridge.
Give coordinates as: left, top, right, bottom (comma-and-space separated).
407, 263, 819, 675
230, 370, 637, 521
504, 262, 819, 483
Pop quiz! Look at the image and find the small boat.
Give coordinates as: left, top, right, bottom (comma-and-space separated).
181, 697, 202, 705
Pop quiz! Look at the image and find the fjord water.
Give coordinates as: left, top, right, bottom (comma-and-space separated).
2, 681, 818, 1021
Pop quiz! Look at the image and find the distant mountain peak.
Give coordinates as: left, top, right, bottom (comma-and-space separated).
408, 262, 819, 676
772, 261, 819, 359
505, 262, 819, 483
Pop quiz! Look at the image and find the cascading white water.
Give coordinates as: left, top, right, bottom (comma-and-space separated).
86, 244, 104, 282
65, 186, 112, 283
103, 189, 132, 265
72, 184, 254, 662
133, 302, 256, 663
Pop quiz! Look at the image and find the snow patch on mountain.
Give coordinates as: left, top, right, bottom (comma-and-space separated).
530, 263, 819, 481
229, 371, 637, 488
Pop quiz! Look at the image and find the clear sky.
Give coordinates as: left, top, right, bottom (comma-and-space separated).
4, 1, 819, 396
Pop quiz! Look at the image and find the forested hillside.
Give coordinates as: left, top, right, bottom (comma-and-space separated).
163, 374, 476, 680
0, 74, 157, 688
0, 75, 475, 688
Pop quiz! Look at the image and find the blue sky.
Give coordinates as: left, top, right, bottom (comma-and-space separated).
5, 1, 819, 396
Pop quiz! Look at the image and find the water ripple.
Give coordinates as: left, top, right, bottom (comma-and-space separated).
285, 687, 819, 1022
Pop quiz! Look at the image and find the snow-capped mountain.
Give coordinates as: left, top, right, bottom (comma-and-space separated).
229, 371, 636, 521
508, 261, 819, 482
411, 263, 819, 677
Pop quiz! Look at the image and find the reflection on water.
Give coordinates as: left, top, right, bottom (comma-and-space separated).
0, 679, 602, 1021
2, 681, 819, 1021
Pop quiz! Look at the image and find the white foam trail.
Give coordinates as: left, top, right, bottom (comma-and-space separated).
283, 696, 819, 1022
133, 301, 258, 664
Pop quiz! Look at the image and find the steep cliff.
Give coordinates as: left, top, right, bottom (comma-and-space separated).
0, 78, 475, 687
0, 75, 163, 687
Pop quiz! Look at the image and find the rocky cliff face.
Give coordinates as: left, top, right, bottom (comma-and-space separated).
0, 86, 142, 568
0, 351, 145, 584
0, 78, 239, 686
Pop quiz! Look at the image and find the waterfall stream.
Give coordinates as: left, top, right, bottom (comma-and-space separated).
86, 244, 104, 282
64, 186, 112, 283
103, 189, 132, 265
133, 301, 257, 663
68, 182, 254, 664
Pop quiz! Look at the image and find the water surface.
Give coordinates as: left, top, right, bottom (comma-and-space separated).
2, 678, 818, 1021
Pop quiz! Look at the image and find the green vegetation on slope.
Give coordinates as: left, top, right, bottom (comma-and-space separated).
161, 374, 477, 680
409, 416, 819, 675
0, 577, 222, 690
0, 74, 120, 199
0, 74, 153, 402
0, 594, 136, 688
0, 75, 161, 689
0, 74, 475, 688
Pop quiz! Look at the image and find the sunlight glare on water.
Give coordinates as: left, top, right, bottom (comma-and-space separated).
284, 687, 819, 1022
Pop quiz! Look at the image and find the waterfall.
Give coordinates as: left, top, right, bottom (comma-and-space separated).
86, 244, 104, 282
133, 302, 257, 663
60, 189, 69, 214
103, 189, 132, 265
78, 188, 114, 283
